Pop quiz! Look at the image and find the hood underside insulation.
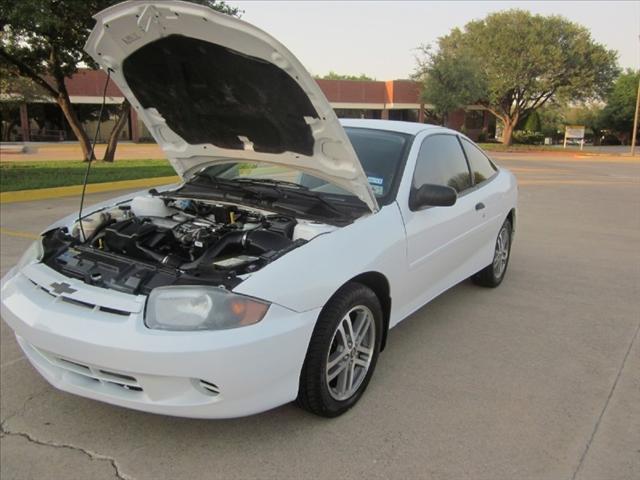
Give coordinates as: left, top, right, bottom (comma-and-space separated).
123, 34, 318, 155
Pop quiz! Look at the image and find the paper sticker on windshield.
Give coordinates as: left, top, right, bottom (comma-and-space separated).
370, 185, 384, 195
367, 176, 384, 185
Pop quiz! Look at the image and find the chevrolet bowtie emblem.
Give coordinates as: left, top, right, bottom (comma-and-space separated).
50, 281, 77, 295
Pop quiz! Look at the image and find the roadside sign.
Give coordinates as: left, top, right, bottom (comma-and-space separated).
564, 125, 585, 150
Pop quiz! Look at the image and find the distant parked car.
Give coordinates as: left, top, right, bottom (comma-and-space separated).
1, 0, 518, 419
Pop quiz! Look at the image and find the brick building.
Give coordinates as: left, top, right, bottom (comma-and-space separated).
2, 69, 495, 143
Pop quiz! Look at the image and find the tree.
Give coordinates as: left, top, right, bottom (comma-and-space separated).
413, 45, 486, 125
522, 111, 541, 132
318, 71, 375, 81
414, 10, 619, 145
599, 69, 640, 142
0, 65, 48, 140
0, 0, 241, 161
536, 103, 565, 138
563, 103, 605, 144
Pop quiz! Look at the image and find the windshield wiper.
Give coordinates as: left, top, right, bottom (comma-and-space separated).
190, 173, 348, 218
280, 189, 349, 217
235, 178, 346, 217
233, 178, 309, 190
190, 173, 262, 198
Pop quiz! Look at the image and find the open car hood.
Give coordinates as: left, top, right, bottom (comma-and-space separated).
85, 0, 378, 212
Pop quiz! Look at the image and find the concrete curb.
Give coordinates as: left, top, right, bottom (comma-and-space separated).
0, 176, 180, 204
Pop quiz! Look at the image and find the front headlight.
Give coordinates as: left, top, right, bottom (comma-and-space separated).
145, 286, 270, 331
15, 240, 44, 271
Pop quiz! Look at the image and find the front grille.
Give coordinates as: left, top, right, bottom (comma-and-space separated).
38, 348, 143, 392
27, 278, 132, 317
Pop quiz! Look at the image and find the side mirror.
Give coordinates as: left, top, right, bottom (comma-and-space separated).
409, 184, 457, 210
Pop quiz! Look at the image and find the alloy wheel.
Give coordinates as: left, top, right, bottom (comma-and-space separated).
493, 225, 510, 278
325, 305, 376, 401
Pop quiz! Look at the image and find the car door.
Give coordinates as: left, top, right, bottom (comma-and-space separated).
458, 136, 504, 271
396, 133, 482, 317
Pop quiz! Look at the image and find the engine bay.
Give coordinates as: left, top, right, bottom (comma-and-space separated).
42, 195, 336, 295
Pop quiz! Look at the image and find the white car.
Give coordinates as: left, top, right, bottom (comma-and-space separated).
0, 1, 517, 418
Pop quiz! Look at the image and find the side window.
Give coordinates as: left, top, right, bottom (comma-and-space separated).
412, 134, 472, 193
461, 138, 497, 184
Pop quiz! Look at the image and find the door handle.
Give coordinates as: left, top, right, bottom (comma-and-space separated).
475, 202, 485, 211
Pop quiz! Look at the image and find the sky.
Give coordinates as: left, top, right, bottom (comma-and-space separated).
229, 1, 640, 80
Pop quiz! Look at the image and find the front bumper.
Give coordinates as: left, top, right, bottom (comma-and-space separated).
1, 264, 319, 418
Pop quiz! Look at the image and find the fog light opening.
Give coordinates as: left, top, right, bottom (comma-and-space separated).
198, 379, 221, 396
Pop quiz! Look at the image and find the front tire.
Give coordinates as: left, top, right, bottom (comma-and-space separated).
473, 218, 512, 288
297, 283, 382, 417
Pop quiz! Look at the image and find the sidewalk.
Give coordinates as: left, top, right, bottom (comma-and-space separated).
1, 141, 638, 163
0, 142, 164, 162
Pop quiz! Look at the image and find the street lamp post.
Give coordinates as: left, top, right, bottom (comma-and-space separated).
632, 78, 640, 156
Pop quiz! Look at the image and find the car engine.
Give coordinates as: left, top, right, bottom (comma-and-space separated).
41, 195, 332, 295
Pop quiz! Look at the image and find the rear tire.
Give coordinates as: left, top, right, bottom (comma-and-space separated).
473, 218, 512, 288
297, 283, 382, 417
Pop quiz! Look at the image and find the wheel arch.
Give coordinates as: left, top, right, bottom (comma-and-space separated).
343, 271, 392, 352
507, 207, 516, 237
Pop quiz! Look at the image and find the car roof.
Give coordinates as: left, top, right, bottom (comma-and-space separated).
339, 118, 458, 136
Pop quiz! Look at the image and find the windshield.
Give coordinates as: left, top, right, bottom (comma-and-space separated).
193, 127, 411, 204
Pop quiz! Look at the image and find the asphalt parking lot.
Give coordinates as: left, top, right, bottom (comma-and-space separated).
1, 152, 638, 480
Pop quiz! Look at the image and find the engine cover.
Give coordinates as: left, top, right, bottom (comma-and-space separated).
103, 218, 173, 258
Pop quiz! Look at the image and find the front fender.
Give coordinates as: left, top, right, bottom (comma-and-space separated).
233, 203, 407, 314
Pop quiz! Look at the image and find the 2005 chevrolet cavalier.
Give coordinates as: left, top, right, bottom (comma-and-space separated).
1, 1, 517, 418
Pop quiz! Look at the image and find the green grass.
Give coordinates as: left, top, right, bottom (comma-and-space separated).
0, 159, 176, 192
478, 143, 565, 152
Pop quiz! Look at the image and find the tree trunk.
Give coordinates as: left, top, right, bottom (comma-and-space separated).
501, 119, 515, 146
0, 49, 95, 160
56, 93, 95, 161
102, 100, 131, 162
50, 64, 95, 161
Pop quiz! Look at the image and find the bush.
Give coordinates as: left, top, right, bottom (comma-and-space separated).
476, 131, 488, 142
600, 133, 622, 145
512, 130, 545, 145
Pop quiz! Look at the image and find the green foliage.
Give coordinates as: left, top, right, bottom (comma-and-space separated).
599, 69, 639, 134
0, 0, 241, 82
414, 9, 619, 144
0, 0, 240, 159
536, 103, 565, 137
318, 71, 375, 81
512, 131, 545, 144
0, 1, 112, 81
413, 45, 485, 122
563, 104, 604, 133
522, 111, 541, 133
0, 65, 48, 102
0, 160, 174, 192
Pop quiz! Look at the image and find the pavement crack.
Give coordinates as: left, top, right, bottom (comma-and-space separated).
1, 389, 132, 479
0, 387, 49, 430
569, 320, 640, 480
0, 423, 132, 480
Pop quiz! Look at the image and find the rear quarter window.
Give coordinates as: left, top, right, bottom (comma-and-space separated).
460, 138, 497, 184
